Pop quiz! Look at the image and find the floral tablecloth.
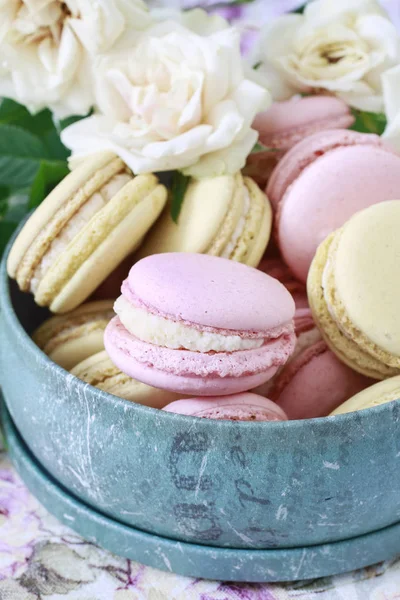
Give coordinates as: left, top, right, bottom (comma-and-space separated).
1, 448, 400, 599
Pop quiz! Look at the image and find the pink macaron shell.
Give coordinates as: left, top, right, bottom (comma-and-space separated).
127, 253, 295, 334
267, 130, 382, 209
272, 342, 373, 420
104, 317, 295, 396
253, 96, 354, 151
163, 393, 288, 421
277, 144, 400, 283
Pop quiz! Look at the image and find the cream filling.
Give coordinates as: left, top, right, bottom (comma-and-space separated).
114, 296, 265, 353
221, 186, 251, 259
30, 173, 131, 293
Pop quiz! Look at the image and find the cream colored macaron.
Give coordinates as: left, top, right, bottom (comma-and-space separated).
308, 200, 400, 380
137, 173, 272, 267
331, 376, 400, 415
71, 351, 182, 408
32, 300, 114, 370
7, 151, 167, 313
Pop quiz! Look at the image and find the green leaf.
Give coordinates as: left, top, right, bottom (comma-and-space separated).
0, 185, 9, 217
0, 124, 49, 188
0, 220, 18, 256
58, 113, 89, 130
43, 129, 70, 161
170, 172, 190, 223
349, 109, 387, 135
0, 191, 30, 257
0, 99, 54, 137
292, 3, 306, 13
0, 98, 30, 123
251, 141, 281, 154
29, 160, 69, 208
253, 61, 262, 70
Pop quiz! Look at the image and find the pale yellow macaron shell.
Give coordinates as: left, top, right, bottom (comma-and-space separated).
71, 351, 182, 408
307, 233, 399, 379
7, 151, 124, 287
32, 300, 114, 370
327, 200, 400, 367
137, 175, 241, 256
331, 375, 400, 415
240, 176, 272, 267
137, 173, 271, 267
36, 173, 167, 313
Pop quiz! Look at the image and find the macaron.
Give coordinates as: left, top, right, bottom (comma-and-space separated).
252, 308, 319, 398
32, 300, 114, 370
137, 174, 272, 268
331, 376, 400, 416
257, 257, 307, 308
104, 253, 296, 396
163, 393, 288, 421
254, 96, 355, 151
271, 340, 373, 420
308, 200, 400, 380
245, 96, 354, 186
7, 151, 167, 313
71, 351, 182, 408
268, 130, 400, 283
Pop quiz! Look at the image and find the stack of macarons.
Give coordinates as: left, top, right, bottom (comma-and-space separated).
7, 104, 400, 422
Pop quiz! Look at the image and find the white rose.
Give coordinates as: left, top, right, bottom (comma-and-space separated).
252, 0, 400, 112
382, 63, 400, 150
61, 18, 271, 177
0, 0, 152, 118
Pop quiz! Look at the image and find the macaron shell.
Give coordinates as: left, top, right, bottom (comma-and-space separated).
254, 96, 354, 150
105, 312, 293, 378
32, 299, 114, 369
206, 175, 250, 258
127, 253, 295, 333
328, 200, 400, 361
273, 341, 373, 420
8, 152, 125, 287
163, 393, 288, 421
307, 233, 400, 379
331, 375, 400, 415
71, 351, 182, 408
35, 175, 167, 313
277, 145, 400, 282
48, 331, 107, 371
137, 175, 238, 256
267, 130, 381, 210
105, 333, 279, 396
237, 177, 272, 267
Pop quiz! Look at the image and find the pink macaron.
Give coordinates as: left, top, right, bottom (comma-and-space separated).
252, 306, 316, 399
270, 340, 373, 420
254, 96, 354, 151
104, 253, 296, 396
268, 129, 400, 283
163, 393, 288, 421
257, 257, 307, 309
245, 96, 354, 186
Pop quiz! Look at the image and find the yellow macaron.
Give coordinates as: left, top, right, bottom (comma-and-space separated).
308, 200, 400, 380
137, 173, 272, 267
71, 350, 183, 408
7, 151, 167, 313
331, 376, 400, 415
32, 300, 114, 370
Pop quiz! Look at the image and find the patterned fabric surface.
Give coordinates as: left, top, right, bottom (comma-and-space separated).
1, 450, 400, 599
